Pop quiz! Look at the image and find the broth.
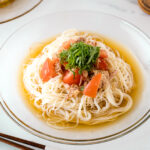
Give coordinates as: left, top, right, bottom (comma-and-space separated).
18, 32, 144, 130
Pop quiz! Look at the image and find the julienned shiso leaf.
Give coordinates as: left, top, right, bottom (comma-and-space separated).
59, 42, 100, 74
80, 86, 84, 91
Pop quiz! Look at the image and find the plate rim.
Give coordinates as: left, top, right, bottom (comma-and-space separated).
0, 0, 43, 24
0, 10, 150, 145
1, 98, 150, 145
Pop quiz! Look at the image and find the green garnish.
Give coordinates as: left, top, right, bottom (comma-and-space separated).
80, 86, 84, 91
60, 42, 100, 74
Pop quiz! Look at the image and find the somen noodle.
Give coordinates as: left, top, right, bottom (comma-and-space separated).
23, 29, 134, 129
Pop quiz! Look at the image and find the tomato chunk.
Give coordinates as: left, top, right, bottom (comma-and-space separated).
40, 58, 58, 82
83, 73, 102, 98
99, 50, 108, 58
97, 58, 108, 70
63, 69, 81, 85
59, 39, 76, 53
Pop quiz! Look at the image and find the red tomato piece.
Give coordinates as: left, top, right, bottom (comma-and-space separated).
40, 58, 58, 82
59, 39, 76, 53
97, 58, 108, 70
63, 69, 81, 85
83, 73, 102, 98
99, 50, 108, 58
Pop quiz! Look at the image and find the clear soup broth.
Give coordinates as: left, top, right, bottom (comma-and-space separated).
18, 32, 144, 131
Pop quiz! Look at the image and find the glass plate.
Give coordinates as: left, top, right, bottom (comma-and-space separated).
0, 0, 42, 24
0, 11, 150, 144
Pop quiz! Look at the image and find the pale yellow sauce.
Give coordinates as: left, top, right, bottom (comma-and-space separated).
18, 32, 144, 130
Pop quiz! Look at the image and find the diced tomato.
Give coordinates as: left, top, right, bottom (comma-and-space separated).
53, 57, 59, 63
97, 58, 108, 70
63, 62, 68, 67
62, 39, 76, 49
63, 69, 81, 85
83, 73, 102, 98
59, 39, 76, 53
99, 50, 108, 58
40, 58, 58, 82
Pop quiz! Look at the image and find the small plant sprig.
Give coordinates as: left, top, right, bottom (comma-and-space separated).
60, 42, 100, 74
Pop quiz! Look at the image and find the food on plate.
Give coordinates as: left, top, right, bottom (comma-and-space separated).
23, 29, 135, 128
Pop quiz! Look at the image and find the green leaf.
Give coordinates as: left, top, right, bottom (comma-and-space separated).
59, 42, 100, 74
80, 86, 84, 91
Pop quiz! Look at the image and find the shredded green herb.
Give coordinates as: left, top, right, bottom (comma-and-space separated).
80, 86, 84, 91
59, 42, 100, 74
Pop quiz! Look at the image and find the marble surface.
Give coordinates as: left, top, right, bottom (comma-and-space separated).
0, 0, 150, 149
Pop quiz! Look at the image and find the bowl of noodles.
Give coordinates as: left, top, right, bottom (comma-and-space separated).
0, 11, 150, 144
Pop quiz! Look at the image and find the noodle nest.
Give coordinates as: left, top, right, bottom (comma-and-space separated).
23, 29, 134, 129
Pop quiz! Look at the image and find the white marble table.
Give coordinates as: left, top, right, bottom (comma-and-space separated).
0, 0, 150, 149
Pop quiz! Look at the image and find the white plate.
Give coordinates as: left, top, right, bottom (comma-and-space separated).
0, 0, 42, 24
0, 11, 150, 144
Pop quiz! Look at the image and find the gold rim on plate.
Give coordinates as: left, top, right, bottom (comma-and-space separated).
0, 0, 43, 24
0, 11, 150, 144
0, 98, 149, 145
